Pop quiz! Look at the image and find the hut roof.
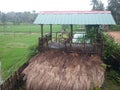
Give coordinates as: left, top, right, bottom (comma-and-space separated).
34, 11, 116, 25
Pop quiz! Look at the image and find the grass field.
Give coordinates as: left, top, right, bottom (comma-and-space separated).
0, 33, 40, 80
0, 24, 63, 80
0, 24, 62, 33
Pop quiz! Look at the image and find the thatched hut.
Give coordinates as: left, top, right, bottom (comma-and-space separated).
22, 11, 116, 90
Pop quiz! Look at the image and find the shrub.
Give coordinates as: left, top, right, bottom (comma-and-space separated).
102, 33, 120, 85
27, 45, 38, 59
102, 33, 120, 60
110, 25, 120, 31
107, 70, 120, 84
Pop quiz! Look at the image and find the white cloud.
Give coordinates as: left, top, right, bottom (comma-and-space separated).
0, 0, 108, 13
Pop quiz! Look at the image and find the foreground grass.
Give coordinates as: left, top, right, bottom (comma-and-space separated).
0, 24, 62, 81
0, 33, 40, 80
102, 77, 120, 90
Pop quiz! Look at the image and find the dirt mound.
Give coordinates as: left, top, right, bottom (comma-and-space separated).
23, 50, 105, 90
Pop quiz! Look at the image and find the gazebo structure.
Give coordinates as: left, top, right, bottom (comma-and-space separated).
34, 11, 116, 57
22, 11, 116, 90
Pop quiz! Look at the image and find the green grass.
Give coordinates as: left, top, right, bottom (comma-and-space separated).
0, 33, 40, 80
0, 24, 62, 33
102, 77, 120, 90
0, 24, 62, 80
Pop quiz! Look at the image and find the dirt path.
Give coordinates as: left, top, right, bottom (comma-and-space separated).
107, 31, 120, 43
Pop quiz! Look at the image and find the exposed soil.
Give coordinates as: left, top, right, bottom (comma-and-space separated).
107, 31, 120, 43
23, 50, 105, 90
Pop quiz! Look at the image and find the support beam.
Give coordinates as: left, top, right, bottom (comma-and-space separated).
70, 24, 73, 38
40, 24, 43, 37
50, 24, 52, 42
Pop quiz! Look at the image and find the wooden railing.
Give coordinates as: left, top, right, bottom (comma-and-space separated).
38, 32, 103, 57
38, 34, 52, 51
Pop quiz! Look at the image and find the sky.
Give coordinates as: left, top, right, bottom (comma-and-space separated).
0, 0, 108, 13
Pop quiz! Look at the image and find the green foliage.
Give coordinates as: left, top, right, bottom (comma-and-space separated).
62, 25, 69, 30
101, 33, 120, 88
0, 33, 39, 80
101, 63, 111, 69
92, 87, 102, 90
0, 11, 37, 24
108, 0, 120, 24
102, 33, 120, 59
110, 25, 120, 31
28, 45, 38, 59
86, 27, 97, 40
107, 70, 120, 84
91, 0, 104, 10
1, 13, 7, 24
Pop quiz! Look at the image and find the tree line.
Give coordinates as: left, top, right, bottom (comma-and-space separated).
0, 11, 37, 25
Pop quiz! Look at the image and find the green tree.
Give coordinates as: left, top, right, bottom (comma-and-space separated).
91, 0, 104, 10
108, 0, 120, 24
1, 13, 7, 31
91, 0, 99, 10
1, 13, 7, 25
95, 0, 104, 10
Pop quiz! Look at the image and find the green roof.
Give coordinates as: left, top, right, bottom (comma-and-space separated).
34, 11, 116, 25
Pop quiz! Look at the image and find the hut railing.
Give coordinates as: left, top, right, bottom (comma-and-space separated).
64, 38, 103, 56
38, 34, 52, 51
38, 32, 103, 57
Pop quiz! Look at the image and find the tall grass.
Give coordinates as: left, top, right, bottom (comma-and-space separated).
0, 33, 39, 80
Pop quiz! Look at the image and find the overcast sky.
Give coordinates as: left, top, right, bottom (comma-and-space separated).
0, 0, 108, 13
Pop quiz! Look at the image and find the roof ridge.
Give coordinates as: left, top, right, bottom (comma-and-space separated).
39, 11, 111, 14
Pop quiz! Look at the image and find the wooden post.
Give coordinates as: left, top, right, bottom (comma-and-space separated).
40, 24, 43, 38
50, 24, 52, 42
70, 24, 73, 38
70, 25, 73, 48
39, 24, 43, 51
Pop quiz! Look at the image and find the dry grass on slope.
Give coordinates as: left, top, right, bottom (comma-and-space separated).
23, 50, 105, 90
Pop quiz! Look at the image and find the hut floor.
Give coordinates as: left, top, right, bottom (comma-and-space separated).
23, 50, 105, 90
